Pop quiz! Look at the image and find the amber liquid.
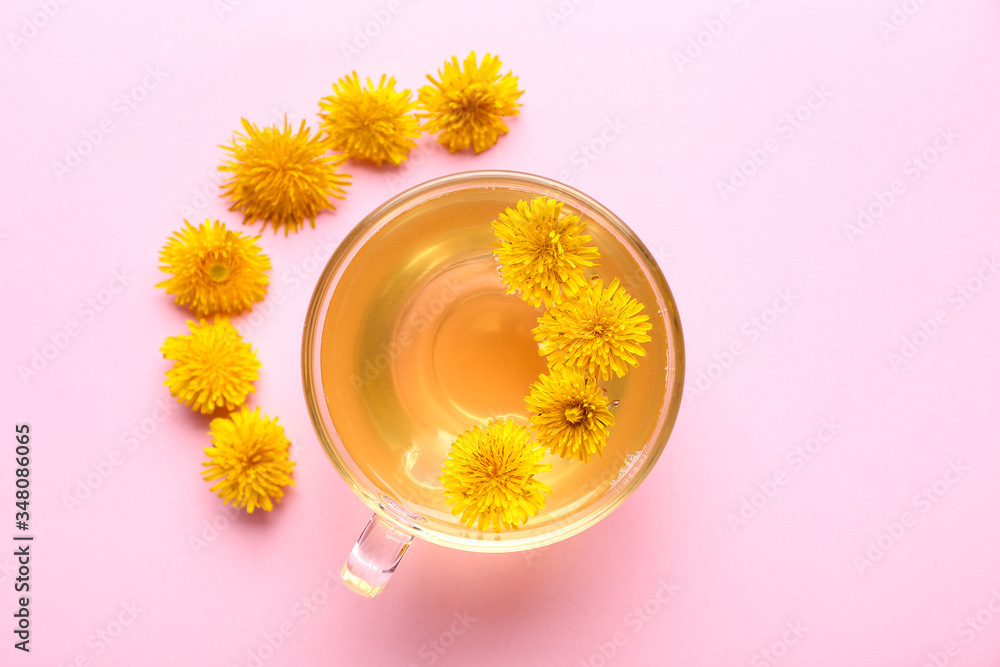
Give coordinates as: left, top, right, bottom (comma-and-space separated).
319, 187, 669, 532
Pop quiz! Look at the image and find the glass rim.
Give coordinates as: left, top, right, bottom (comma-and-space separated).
301, 169, 685, 552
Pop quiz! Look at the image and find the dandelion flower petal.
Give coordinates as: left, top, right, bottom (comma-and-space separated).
156, 219, 270, 318
417, 51, 522, 153
318, 72, 419, 166
492, 196, 599, 308
161, 318, 260, 414
219, 117, 351, 235
439, 419, 551, 532
533, 277, 653, 381
202, 406, 295, 513
526, 366, 615, 462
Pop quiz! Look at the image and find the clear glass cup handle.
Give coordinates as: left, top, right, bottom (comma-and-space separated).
341, 514, 414, 598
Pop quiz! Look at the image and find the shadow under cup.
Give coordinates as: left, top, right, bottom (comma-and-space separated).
302, 170, 684, 596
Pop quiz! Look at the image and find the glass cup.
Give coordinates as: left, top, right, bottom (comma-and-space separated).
302, 170, 684, 597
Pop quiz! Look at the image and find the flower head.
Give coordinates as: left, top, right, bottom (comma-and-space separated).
318, 73, 420, 166
156, 219, 270, 318
526, 366, 615, 462
492, 196, 600, 308
440, 419, 551, 532
161, 319, 260, 414
219, 117, 351, 235
417, 51, 523, 153
533, 277, 653, 380
202, 406, 295, 513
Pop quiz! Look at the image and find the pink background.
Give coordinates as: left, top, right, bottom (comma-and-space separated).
3, 1, 1000, 665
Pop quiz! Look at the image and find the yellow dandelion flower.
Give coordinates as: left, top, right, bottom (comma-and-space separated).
533, 277, 653, 381
440, 419, 551, 532
492, 196, 600, 308
417, 51, 523, 153
156, 219, 270, 318
318, 72, 420, 166
526, 366, 615, 462
202, 406, 295, 513
161, 319, 260, 414
219, 117, 351, 236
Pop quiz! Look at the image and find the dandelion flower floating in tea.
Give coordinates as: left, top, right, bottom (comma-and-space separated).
161, 319, 260, 414
526, 366, 615, 463
318, 72, 420, 166
156, 219, 270, 318
492, 196, 600, 308
219, 117, 351, 236
440, 419, 552, 532
534, 277, 652, 381
417, 51, 523, 153
202, 406, 295, 513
